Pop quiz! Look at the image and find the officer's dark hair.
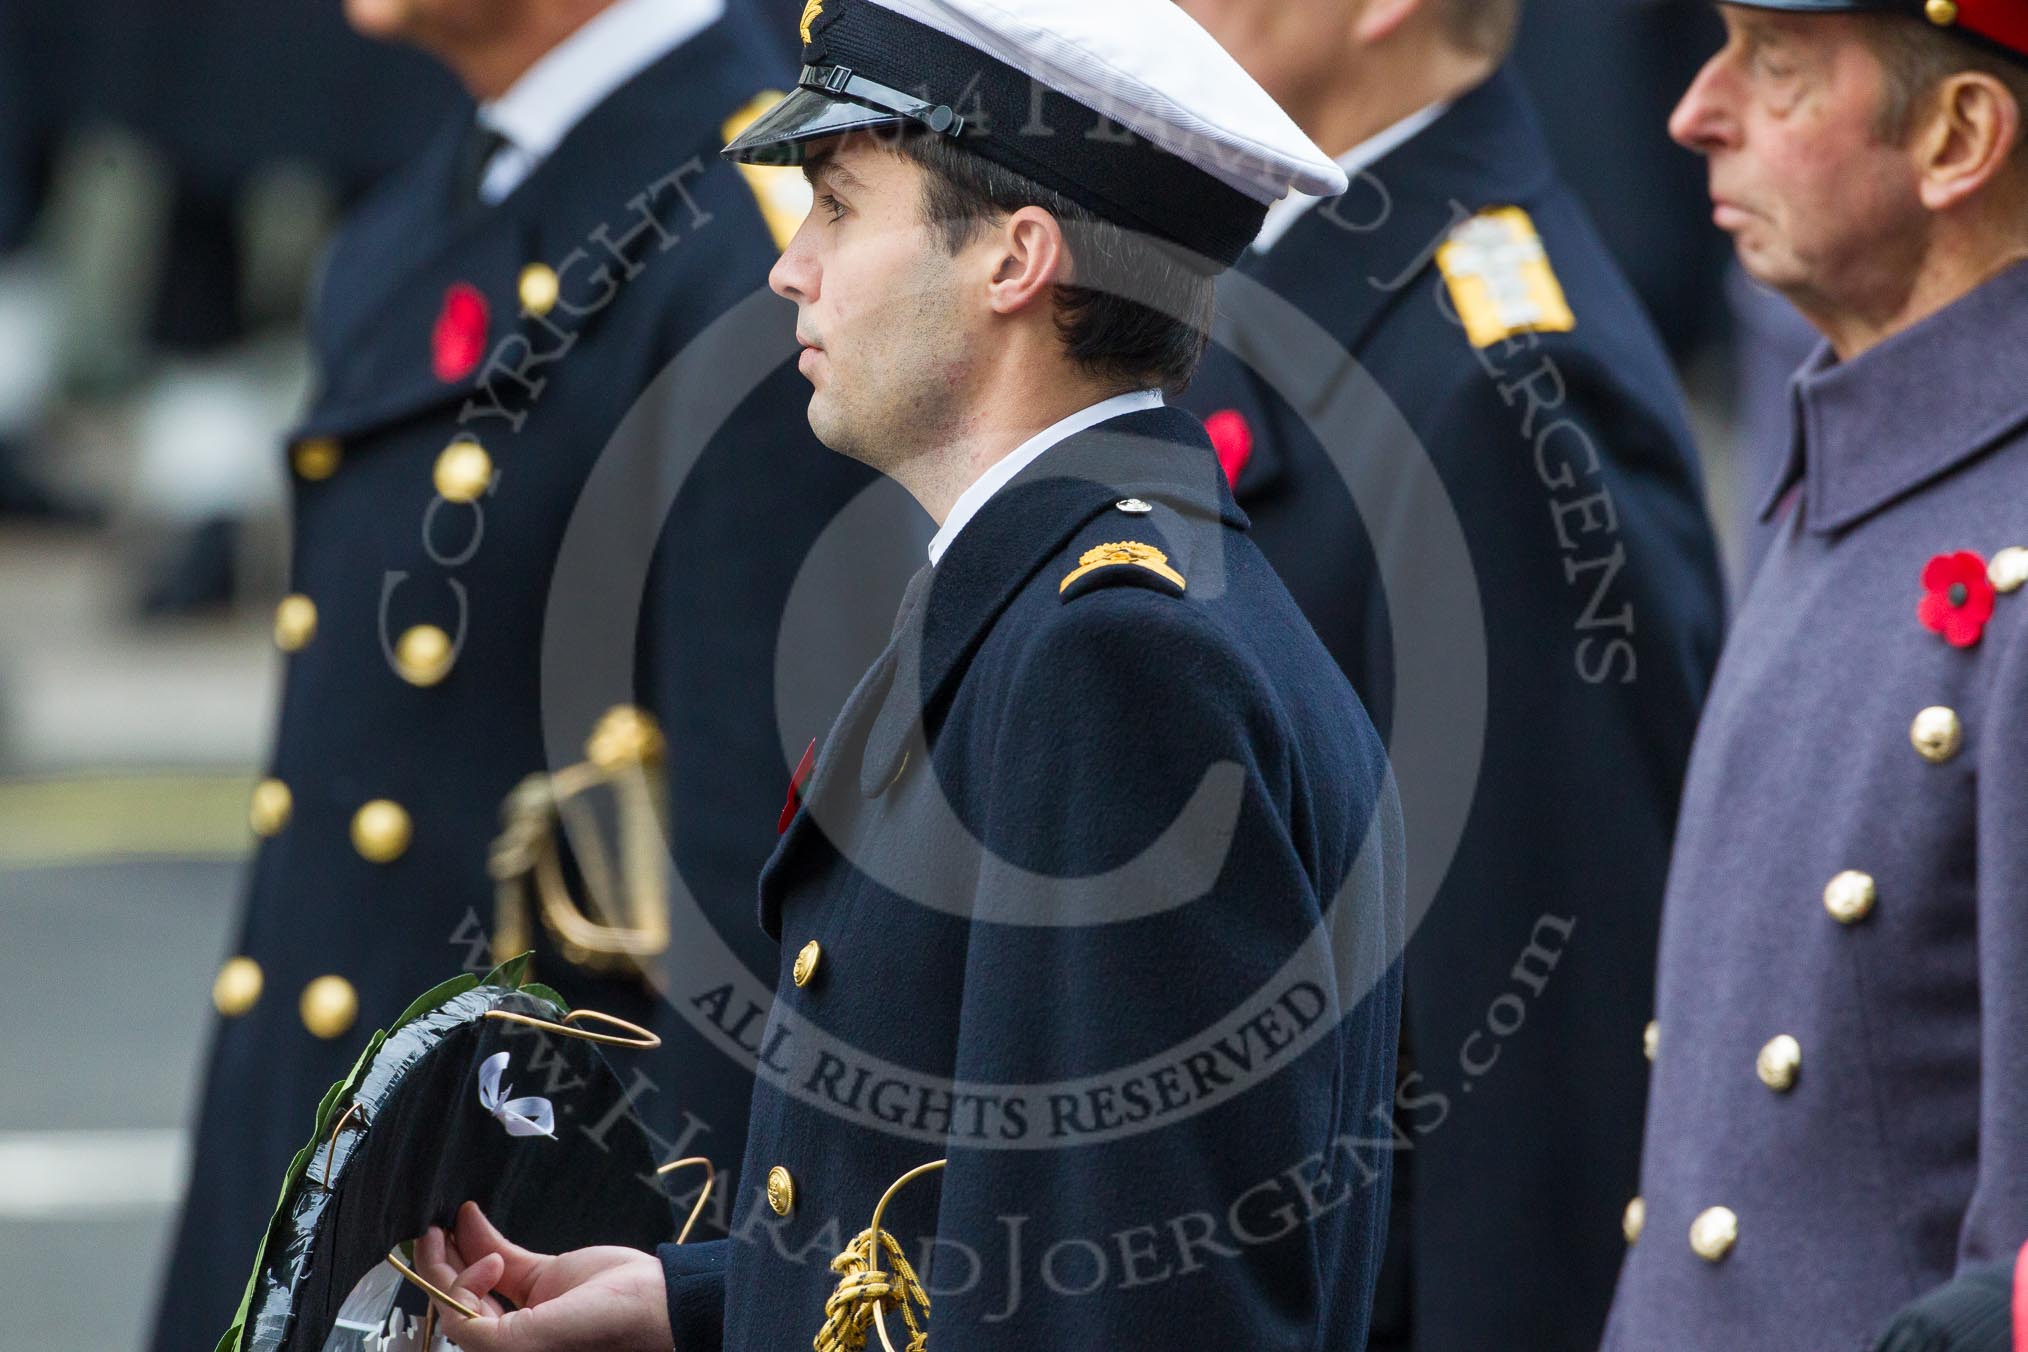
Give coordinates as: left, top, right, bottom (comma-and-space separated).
1436, 0, 1524, 59
890, 131, 1218, 399
1863, 16, 2028, 164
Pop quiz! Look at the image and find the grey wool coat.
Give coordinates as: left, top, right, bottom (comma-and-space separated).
1606, 259, 2028, 1349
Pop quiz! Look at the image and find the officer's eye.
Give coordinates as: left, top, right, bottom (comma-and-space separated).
817, 193, 848, 223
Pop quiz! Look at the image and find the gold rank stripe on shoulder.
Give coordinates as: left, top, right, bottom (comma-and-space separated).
1435, 206, 1576, 349
1059, 542, 1187, 593
724, 93, 815, 253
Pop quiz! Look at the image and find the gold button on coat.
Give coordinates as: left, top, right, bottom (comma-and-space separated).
249, 778, 293, 837
587, 706, 665, 769
1756, 1035, 1802, 1092
300, 975, 359, 1040
1643, 1020, 1658, 1063
766, 1165, 795, 1215
1622, 1196, 1646, 1245
434, 440, 494, 504
352, 800, 413, 863
1927, 0, 1960, 26
793, 940, 822, 988
1689, 1206, 1738, 1262
518, 263, 560, 316
1824, 870, 1878, 925
1990, 547, 2028, 594
1911, 707, 1964, 764
274, 595, 318, 652
212, 956, 265, 1017
395, 625, 456, 687
292, 438, 342, 481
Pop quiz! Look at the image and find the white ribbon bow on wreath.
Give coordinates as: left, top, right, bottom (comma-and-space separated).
477, 1051, 556, 1139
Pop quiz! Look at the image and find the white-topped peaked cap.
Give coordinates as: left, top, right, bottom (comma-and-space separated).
878, 0, 1347, 203
723, 0, 1348, 269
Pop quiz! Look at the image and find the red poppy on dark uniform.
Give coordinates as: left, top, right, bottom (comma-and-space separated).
779, 738, 817, 834
1205, 409, 1255, 488
432, 283, 491, 383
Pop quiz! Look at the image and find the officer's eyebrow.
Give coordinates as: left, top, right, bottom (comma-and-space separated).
803, 151, 864, 193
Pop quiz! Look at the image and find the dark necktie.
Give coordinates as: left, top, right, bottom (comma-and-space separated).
889, 562, 935, 642
450, 121, 510, 211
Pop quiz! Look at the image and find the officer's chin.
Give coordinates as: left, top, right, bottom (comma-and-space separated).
805, 389, 849, 457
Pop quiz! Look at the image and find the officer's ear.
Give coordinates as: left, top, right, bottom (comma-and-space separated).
1912, 71, 2026, 214
983, 206, 1071, 320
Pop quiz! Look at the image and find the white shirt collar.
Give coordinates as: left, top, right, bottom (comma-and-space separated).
927, 390, 1166, 567
1252, 99, 1452, 255
477, 0, 725, 200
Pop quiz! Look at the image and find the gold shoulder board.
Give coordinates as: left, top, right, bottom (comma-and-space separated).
1059, 541, 1187, 595
1435, 206, 1576, 349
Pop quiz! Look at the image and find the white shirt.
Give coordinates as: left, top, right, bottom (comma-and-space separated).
1251, 100, 1452, 255
476, 0, 726, 204
927, 390, 1166, 566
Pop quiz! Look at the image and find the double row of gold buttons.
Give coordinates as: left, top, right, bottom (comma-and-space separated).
213, 264, 564, 1041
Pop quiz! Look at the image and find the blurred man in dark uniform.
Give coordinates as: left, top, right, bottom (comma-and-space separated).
1608, 3, 2028, 1347
1172, 3, 1726, 1348
149, 0, 917, 1346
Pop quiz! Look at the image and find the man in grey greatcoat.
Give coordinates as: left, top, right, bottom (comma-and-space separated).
1606, 2, 2028, 1347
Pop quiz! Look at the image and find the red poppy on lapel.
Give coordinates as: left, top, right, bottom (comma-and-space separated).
1205, 409, 1255, 489
1919, 551, 1996, 649
779, 738, 817, 835
432, 283, 491, 383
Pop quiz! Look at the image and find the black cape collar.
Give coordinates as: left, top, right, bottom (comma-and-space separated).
1240, 65, 1558, 362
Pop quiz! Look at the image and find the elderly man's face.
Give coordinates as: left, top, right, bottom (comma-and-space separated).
768, 135, 979, 474
1670, 7, 1928, 305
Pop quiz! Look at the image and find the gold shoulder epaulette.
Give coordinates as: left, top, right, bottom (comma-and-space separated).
722, 93, 814, 253
1435, 205, 1576, 349
1059, 542, 1187, 595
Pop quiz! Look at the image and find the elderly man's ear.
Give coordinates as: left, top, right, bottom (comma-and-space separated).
1914, 72, 2026, 212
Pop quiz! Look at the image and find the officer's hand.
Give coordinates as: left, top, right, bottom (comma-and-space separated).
415, 1200, 672, 1352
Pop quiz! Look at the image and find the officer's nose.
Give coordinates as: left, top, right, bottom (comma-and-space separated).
1670, 54, 1741, 155
771, 222, 820, 305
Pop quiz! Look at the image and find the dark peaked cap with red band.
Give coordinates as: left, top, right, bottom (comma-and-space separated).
1722, 0, 2028, 63
720, 0, 1349, 270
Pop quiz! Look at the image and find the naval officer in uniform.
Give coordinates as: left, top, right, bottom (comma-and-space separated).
1169, 3, 1727, 1347
410, 0, 1408, 1347
1606, 2, 2028, 1347
151, 0, 923, 1347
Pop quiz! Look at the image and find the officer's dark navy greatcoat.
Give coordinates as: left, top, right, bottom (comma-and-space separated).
1606, 258, 2028, 1351
1181, 66, 1726, 1352
657, 405, 1406, 1351
149, 14, 921, 1349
